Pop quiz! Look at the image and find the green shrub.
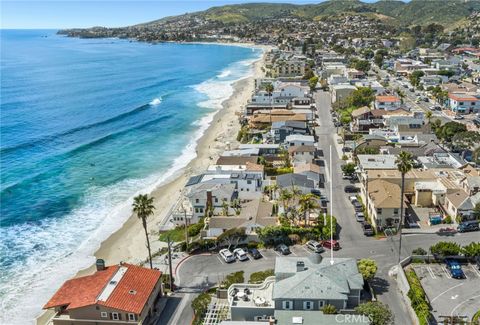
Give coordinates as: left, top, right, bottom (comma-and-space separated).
221, 271, 244, 289
247, 241, 258, 249
249, 269, 274, 284
406, 269, 431, 325
443, 215, 453, 224
430, 241, 461, 256
192, 292, 212, 325
412, 248, 427, 256
321, 304, 337, 314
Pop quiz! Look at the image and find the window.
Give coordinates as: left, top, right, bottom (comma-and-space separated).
376, 208, 382, 214
215, 198, 218, 203
112, 312, 119, 320
393, 209, 399, 214
318, 301, 325, 308
247, 180, 252, 184
128, 313, 136, 321
282, 300, 293, 310
303, 301, 313, 310
100, 312, 107, 318
195, 199, 199, 203
459, 102, 464, 105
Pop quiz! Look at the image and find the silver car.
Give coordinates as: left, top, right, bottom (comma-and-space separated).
306, 240, 325, 253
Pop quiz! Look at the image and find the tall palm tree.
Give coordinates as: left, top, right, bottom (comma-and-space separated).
395, 151, 414, 263
279, 188, 293, 220
265, 83, 274, 124
299, 194, 320, 226
132, 194, 155, 269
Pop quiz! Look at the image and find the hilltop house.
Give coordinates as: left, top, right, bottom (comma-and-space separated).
43, 261, 162, 325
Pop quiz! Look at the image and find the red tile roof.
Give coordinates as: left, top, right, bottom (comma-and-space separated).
44, 263, 161, 314
448, 93, 478, 101
43, 265, 118, 310
376, 95, 400, 103
100, 264, 161, 314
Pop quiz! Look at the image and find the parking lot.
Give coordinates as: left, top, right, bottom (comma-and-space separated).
412, 263, 480, 321
176, 244, 324, 288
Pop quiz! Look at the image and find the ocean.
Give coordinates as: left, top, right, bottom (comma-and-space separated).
0, 29, 262, 323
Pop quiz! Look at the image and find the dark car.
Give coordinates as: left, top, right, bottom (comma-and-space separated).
344, 185, 359, 193
275, 244, 291, 255
352, 201, 363, 212
445, 259, 465, 279
249, 248, 262, 259
362, 223, 374, 236
457, 220, 480, 233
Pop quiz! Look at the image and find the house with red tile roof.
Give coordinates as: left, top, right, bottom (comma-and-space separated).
374, 95, 401, 111
43, 261, 162, 324
448, 93, 480, 114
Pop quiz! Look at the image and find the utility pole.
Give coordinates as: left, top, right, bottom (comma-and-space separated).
167, 235, 174, 293
183, 203, 189, 252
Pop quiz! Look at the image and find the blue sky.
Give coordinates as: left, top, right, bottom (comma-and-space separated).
1, 0, 398, 29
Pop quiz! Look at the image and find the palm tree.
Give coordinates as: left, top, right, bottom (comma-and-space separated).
395, 151, 414, 263
221, 199, 229, 216
132, 194, 155, 269
279, 188, 293, 221
425, 111, 432, 124
265, 83, 274, 124
299, 194, 320, 226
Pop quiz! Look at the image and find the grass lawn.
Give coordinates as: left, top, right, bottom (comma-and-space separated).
159, 227, 185, 242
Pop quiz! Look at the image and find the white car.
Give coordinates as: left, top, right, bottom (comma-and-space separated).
349, 196, 358, 203
233, 248, 248, 261
219, 249, 235, 263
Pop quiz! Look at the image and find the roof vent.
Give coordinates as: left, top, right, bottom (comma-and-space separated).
296, 261, 305, 272
109, 281, 117, 285
129, 290, 137, 295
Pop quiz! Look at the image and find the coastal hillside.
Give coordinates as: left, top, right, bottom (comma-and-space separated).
58, 0, 480, 42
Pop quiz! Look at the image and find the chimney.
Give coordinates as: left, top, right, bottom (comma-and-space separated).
296, 261, 305, 272
96, 259, 106, 271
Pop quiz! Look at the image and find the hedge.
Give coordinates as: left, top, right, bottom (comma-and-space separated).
406, 269, 431, 325
249, 269, 274, 284
191, 292, 212, 325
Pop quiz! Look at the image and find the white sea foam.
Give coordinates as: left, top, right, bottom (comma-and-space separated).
0, 48, 263, 325
217, 69, 231, 78
149, 97, 162, 105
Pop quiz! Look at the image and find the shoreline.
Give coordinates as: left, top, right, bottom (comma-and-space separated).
36, 44, 269, 325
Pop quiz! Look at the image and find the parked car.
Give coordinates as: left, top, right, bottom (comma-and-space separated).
344, 185, 359, 193
349, 195, 358, 203
219, 248, 235, 263
453, 115, 464, 120
342, 173, 353, 179
306, 240, 325, 253
233, 248, 248, 261
445, 259, 465, 279
362, 223, 374, 236
249, 248, 262, 259
352, 201, 363, 212
355, 212, 365, 222
457, 220, 480, 233
322, 240, 340, 250
275, 244, 291, 255
474, 118, 480, 127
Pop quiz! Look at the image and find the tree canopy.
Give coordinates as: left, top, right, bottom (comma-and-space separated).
355, 301, 394, 325
357, 258, 378, 281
